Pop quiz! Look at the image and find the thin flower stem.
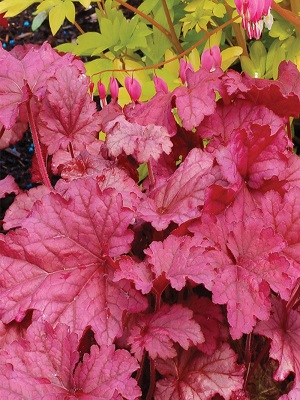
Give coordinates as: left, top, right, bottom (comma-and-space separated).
161, 0, 184, 54
93, 14, 239, 77
26, 98, 52, 189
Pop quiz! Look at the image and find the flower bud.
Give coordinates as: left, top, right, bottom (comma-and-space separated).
153, 75, 168, 94
201, 46, 222, 72
125, 76, 142, 102
109, 77, 119, 100
179, 59, 194, 84
97, 81, 106, 100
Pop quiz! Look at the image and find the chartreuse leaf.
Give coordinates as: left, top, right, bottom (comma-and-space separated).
181, 0, 226, 36
0, 0, 36, 16
49, 0, 75, 35
269, 13, 295, 41
221, 46, 243, 71
249, 41, 267, 77
240, 56, 257, 77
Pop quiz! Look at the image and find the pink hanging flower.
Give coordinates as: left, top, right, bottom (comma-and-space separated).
125, 76, 142, 102
97, 81, 106, 100
109, 77, 119, 100
153, 75, 168, 94
234, 0, 273, 39
179, 59, 194, 84
201, 46, 222, 72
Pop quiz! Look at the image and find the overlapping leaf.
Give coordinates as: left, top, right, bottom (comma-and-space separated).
254, 297, 300, 399
138, 148, 218, 230
154, 343, 245, 400
0, 177, 147, 344
173, 67, 223, 130
0, 320, 141, 399
38, 65, 101, 154
104, 114, 173, 163
190, 209, 291, 339
128, 304, 204, 360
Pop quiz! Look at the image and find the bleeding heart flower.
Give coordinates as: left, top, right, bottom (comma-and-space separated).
234, 0, 273, 39
97, 81, 106, 100
153, 75, 168, 94
179, 59, 194, 84
201, 46, 222, 72
125, 76, 142, 102
109, 77, 119, 100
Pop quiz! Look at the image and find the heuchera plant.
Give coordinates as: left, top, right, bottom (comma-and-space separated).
1, 41, 300, 399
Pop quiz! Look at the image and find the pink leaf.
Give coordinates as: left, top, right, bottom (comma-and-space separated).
223, 62, 300, 118
138, 148, 217, 230
0, 320, 141, 399
144, 235, 217, 291
0, 177, 147, 344
113, 256, 154, 294
254, 297, 300, 396
261, 188, 300, 276
0, 46, 27, 129
215, 124, 289, 189
0, 175, 20, 199
191, 210, 291, 339
3, 185, 52, 230
104, 114, 172, 163
184, 296, 228, 355
154, 343, 245, 400
124, 91, 177, 136
173, 67, 222, 130
128, 304, 204, 360
38, 65, 101, 154
197, 99, 287, 144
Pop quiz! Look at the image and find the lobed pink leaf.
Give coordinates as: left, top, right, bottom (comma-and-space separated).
0, 175, 20, 199
215, 124, 289, 190
255, 297, 300, 396
104, 114, 173, 163
154, 343, 245, 400
0, 177, 147, 344
38, 65, 101, 154
223, 62, 300, 118
191, 210, 291, 339
0, 320, 141, 399
138, 148, 217, 230
3, 185, 52, 230
144, 235, 216, 291
197, 99, 287, 144
124, 91, 177, 136
128, 304, 204, 360
173, 67, 222, 130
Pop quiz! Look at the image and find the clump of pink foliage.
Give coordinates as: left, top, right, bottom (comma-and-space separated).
1, 42, 300, 399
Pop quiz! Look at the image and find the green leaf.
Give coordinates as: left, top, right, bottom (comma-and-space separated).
0, 0, 37, 16
73, 32, 104, 56
269, 19, 295, 41
32, 11, 48, 31
249, 41, 267, 77
49, 2, 66, 35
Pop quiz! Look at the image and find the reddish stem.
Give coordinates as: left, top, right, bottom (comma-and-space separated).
26, 98, 52, 189
147, 159, 155, 186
